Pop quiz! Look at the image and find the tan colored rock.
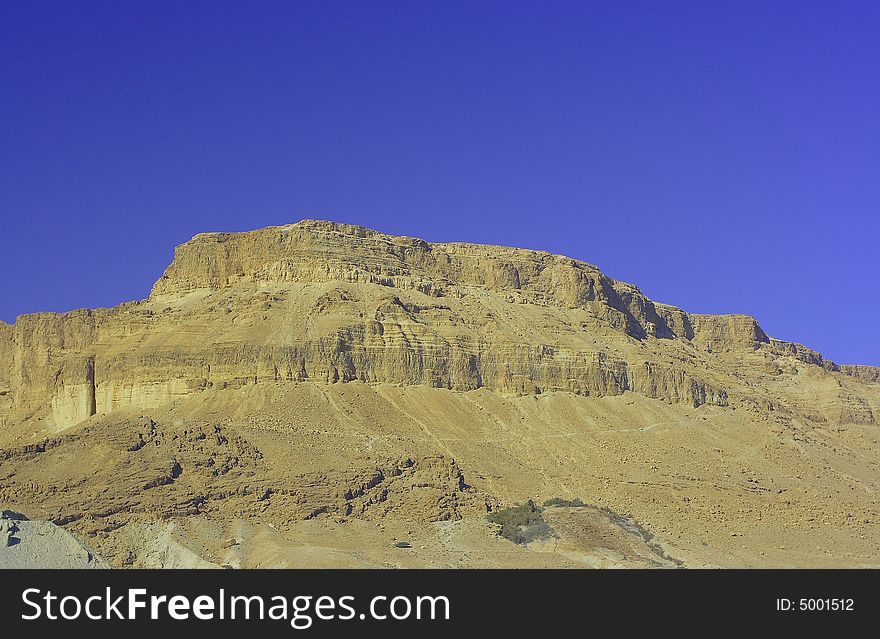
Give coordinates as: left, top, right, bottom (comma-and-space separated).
2, 219, 852, 433
0, 320, 12, 428
839, 364, 880, 384
767, 338, 827, 367
2, 220, 877, 432
689, 314, 768, 352
1, 220, 878, 568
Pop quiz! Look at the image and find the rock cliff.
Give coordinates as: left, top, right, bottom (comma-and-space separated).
2, 220, 878, 569
0, 220, 876, 434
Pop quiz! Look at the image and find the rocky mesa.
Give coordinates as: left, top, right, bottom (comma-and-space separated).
0, 220, 878, 568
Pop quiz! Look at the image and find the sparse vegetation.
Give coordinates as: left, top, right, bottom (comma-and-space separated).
542, 497, 587, 508
487, 500, 557, 545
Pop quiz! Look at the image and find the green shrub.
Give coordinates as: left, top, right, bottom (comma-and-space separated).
487, 501, 556, 545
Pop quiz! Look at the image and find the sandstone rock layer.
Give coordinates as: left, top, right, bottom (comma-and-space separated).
1, 220, 877, 568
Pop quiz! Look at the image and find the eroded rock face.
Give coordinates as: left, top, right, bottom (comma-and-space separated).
0, 321, 12, 428
1, 222, 878, 569
688, 314, 769, 352
839, 365, 880, 384
0, 415, 492, 556
0, 220, 876, 434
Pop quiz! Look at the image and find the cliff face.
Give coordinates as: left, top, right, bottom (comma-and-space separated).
2, 311, 97, 430
151, 221, 678, 338
3, 220, 880, 570
838, 365, 880, 384
0, 321, 13, 427
2, 220, 877, 433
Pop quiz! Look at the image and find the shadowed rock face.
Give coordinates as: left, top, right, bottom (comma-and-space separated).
2, 220, 873, 433
0, 221, 878, 569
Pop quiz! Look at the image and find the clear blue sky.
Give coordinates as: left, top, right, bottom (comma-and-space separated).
2, 1, 878, 365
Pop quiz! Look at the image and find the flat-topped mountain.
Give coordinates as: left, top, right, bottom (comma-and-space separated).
0, 220, 877, 568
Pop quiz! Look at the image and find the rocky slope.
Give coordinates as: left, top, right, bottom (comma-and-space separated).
0, 220, 878, 568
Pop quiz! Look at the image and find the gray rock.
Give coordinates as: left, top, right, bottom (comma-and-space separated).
0, 513, 107, 568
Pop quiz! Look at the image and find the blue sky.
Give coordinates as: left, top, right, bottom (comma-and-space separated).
2, 1, 878, 364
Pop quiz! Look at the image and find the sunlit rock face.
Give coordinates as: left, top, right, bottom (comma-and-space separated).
0, 220, 875, 432
1, 220, 878, 570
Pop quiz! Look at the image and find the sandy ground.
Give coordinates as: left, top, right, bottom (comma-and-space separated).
2, 381, 877, 568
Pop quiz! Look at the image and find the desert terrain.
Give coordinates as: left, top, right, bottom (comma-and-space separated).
1, 220, 878, 568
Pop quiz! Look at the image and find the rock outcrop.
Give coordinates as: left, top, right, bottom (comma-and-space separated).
0, 220, 876, 435
1, 222, 878, 569
839, 364, 880, 384
0, 511, 107, 569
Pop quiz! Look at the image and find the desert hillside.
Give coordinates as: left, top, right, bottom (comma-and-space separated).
1, 220, 877, 568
